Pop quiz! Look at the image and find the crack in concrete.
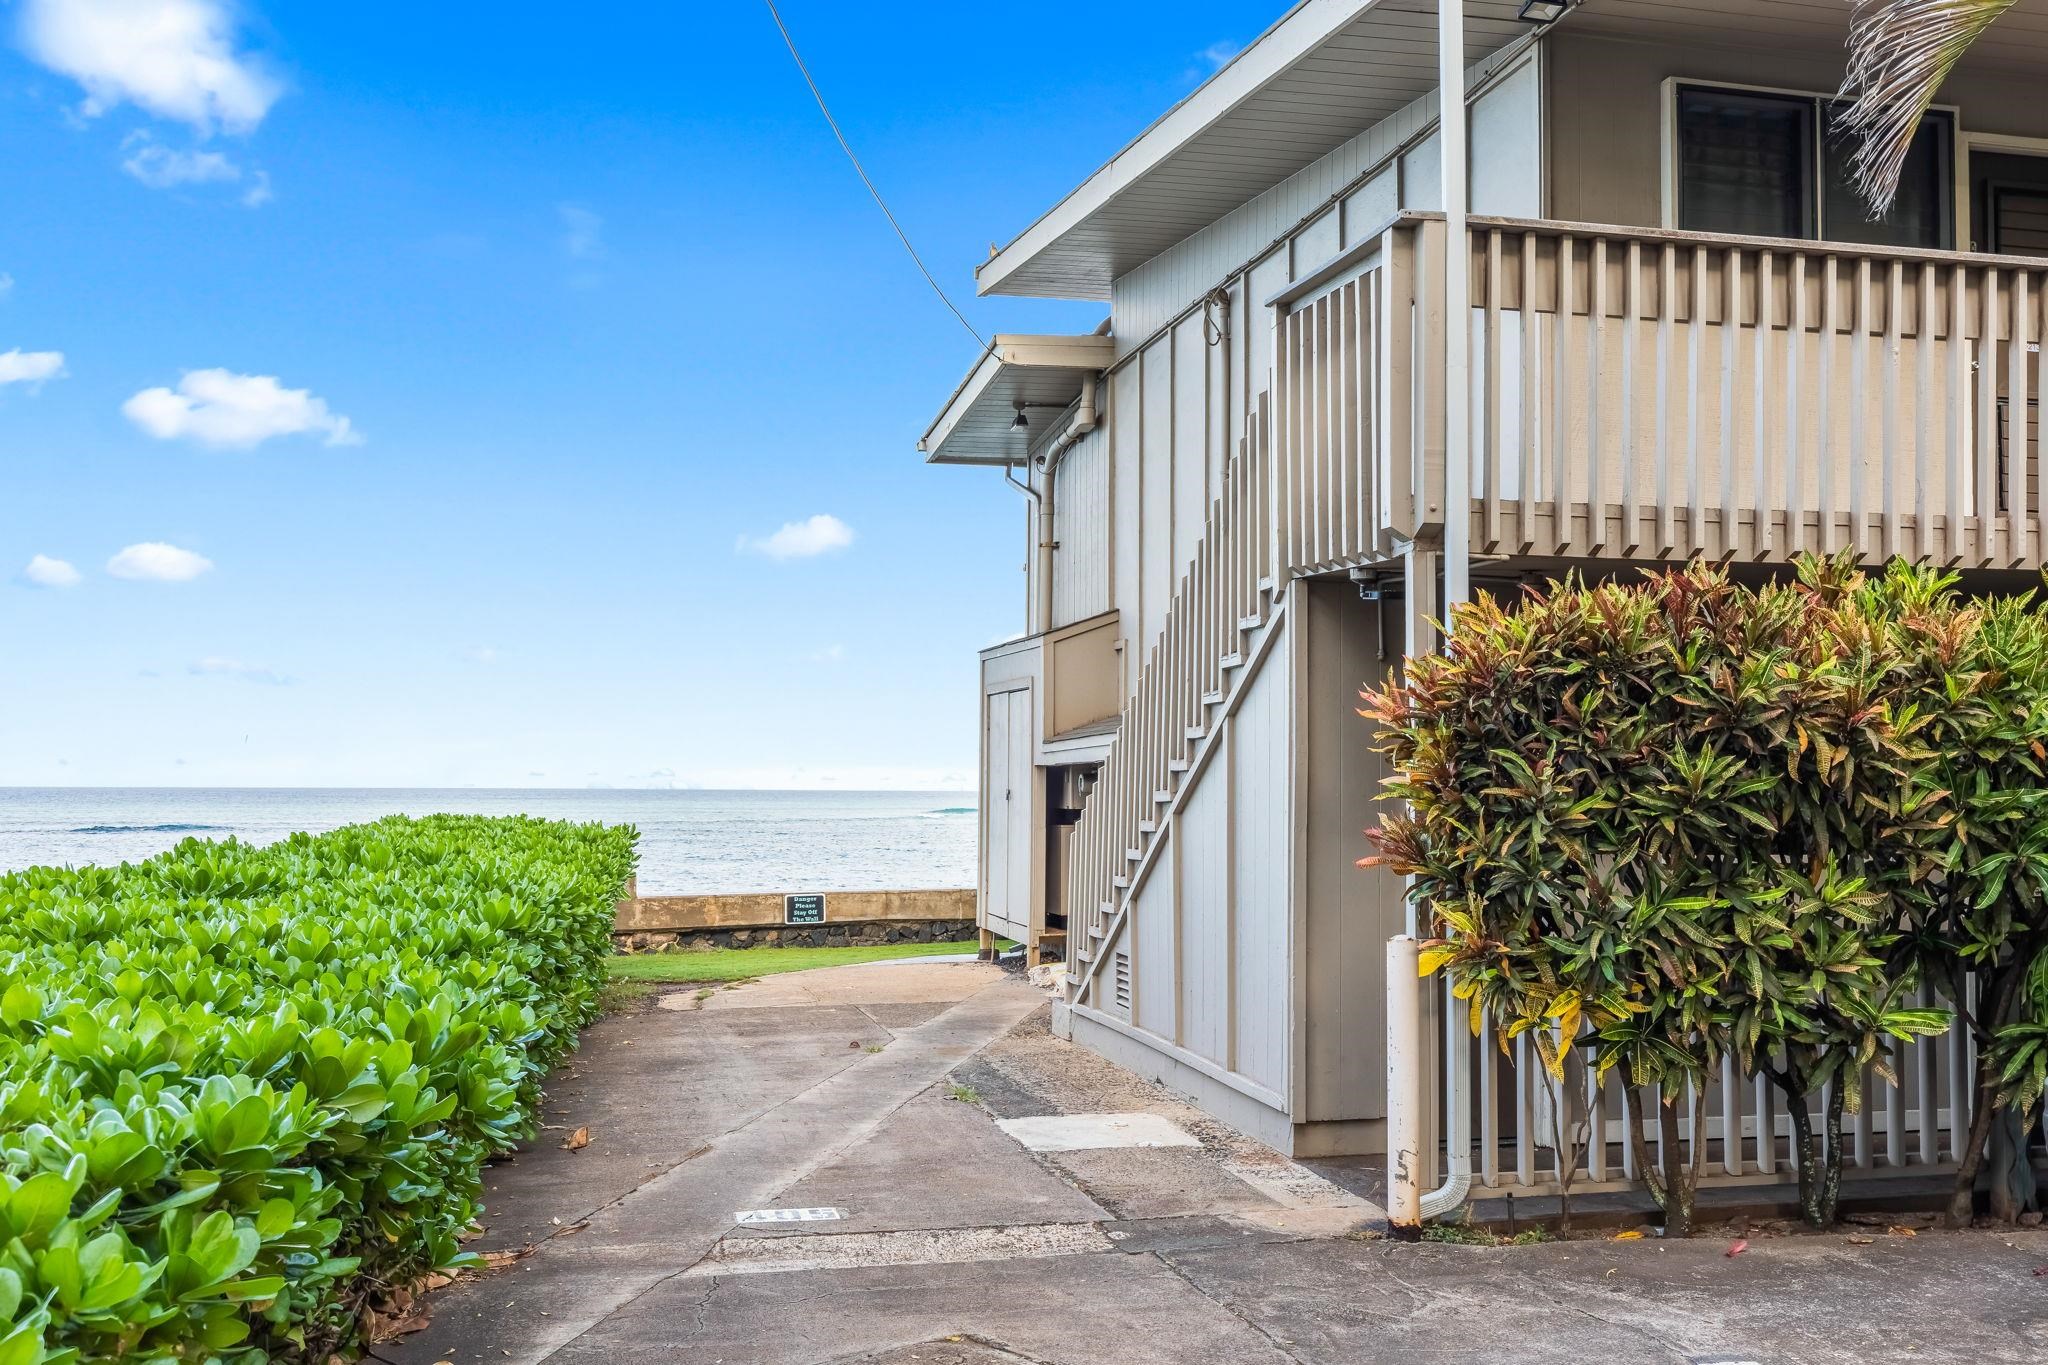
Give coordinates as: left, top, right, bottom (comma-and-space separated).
1499, 1262, 1695, 1361
683, 1274, 722, 1339
1151, 1248, 1312, 1364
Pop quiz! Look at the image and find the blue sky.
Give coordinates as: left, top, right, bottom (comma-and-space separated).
0, 0, 1252, 789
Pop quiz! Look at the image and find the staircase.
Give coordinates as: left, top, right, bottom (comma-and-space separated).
1068, 396, 1280, 1001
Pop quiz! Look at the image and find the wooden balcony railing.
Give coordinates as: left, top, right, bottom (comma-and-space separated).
1273, 214, 2048, 572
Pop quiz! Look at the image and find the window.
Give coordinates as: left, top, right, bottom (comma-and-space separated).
1674, 84, 1953, 249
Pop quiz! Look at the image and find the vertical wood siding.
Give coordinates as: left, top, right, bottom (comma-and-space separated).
1227, 634, 1292, 1096
1051, 423, 1110, 628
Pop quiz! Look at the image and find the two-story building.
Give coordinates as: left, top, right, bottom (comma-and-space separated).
921, 0, 2048, 1216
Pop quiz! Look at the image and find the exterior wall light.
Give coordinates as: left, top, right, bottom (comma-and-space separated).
1517, 0, 1570, 22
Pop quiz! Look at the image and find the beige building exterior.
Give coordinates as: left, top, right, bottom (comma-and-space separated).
922, 0, 2048, 1208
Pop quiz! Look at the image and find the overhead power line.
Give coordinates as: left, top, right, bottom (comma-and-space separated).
761, 0, 990, 353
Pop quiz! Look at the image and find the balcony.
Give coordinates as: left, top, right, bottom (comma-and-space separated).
1272, 212, 2048, 574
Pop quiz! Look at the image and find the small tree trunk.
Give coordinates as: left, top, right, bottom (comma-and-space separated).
1625, 1084, 1670, 1214
1658, 1093, 1693, 1238
1772, 1070, 1825, 1228
1817, 1082, 1846, 1229
1947, 1071, 2000, 1227
1947, 967, 2025, 1229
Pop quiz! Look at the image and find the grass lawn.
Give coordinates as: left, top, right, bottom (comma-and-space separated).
605, 937, 1006, 985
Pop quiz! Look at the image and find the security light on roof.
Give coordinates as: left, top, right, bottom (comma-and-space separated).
1517, 0, 1570, 23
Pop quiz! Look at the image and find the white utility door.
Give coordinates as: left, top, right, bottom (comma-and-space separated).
981, 686, 1034, 939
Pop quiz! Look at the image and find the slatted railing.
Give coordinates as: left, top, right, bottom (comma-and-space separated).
1273, 222, 1427, 575
1067, 399, 1273, 989
1433, 976, 2048, 1198
1462, 214, 2048, 567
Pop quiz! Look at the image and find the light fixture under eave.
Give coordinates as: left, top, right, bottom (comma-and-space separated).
1010, 402, 1030, 431
1517, 0, 1570, 23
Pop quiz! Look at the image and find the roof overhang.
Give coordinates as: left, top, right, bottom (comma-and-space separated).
918, 334, 1115, 466
974, 0, 1533, 301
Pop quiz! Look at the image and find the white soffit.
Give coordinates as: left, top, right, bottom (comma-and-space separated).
919, 333, 1114, 466
975, 0, 1532, 302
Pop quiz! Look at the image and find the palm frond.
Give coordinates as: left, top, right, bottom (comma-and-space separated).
1838, 0, 2016, 215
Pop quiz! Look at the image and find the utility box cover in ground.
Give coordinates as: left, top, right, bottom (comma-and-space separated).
784, 894, 825, 924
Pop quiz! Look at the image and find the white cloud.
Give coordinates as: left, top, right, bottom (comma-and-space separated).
189, 655, 290, 685
737, 513, 855, 561
810, 644, 846, 663
19, 0, 281, 135
123, 369, 361, 449
559, 204, 603, 261
22, 555, 80, 588
0, 274, 13, 299
107, 541, 212, 582
0, 349, 65, 389
118, 132, 268, 204
121, 138, 239, 188
1196, 40, 1241, 73
463, 645, 500, 664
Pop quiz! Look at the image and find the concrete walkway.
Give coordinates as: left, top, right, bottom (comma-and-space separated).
384, 962, 2048, 1365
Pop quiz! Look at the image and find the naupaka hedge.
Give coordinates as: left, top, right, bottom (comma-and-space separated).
0, 814, 636, 1363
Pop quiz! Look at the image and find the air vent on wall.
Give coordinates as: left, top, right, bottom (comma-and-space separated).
1112, 950, 1132, 1014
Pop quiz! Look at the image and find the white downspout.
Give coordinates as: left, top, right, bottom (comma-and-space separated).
1427, 0, 1475, 1225
1388, 5, 1477, 1234
1031, 374, 1100, 636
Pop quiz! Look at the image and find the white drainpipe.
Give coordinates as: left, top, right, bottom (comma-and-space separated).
1032, 374, 1099, 635
1418, 0, 1476, 1229
1385, 936, 1425, 1230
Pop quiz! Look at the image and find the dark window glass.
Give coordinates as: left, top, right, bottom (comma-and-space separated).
1677, 88, 1813, 238
1822, 106, 1951, 249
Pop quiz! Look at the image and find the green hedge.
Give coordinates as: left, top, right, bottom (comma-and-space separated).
0, 814, 637, 1362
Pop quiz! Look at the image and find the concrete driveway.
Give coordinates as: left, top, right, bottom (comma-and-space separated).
381, 960, 2048, 1365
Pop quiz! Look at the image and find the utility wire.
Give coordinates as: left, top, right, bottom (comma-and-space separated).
762, 0, 990, 353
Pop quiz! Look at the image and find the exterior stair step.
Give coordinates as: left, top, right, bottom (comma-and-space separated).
1258, 576, 1276, 594
1152, 788, 1172, 804
1202, 690, 1224, 706
1238, 614, 1264, 630
1126, 847, 1143, 862
1185, 726, 1206, 741
1112, 875, 1129, 889
1168, 759, 1189, 773
1219, 653, 1244, 670
1138, 820, 1156, 834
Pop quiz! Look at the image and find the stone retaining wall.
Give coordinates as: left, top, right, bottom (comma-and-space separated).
614, 918, 976, 954
611, 887, 976, 954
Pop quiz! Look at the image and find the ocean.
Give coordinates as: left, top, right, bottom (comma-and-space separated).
0, 788, 978, 895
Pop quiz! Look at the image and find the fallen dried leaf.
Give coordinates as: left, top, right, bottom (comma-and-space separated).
1612, 1229, 1645, 1241
2034, 1266, 2048, 1277
562, 1126, 591, 1151
371, 1314, 432, 1342
1887, 1225, 1918, 1238
1725, 1238, 1749, 1258
1847, 1235, 1875, 1245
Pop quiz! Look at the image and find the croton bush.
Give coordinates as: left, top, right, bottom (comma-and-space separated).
1366, 555, 2048, 1233
0, 814, 637, 1362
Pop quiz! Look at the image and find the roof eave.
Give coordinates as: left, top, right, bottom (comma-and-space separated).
972, 0, 1372, 300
